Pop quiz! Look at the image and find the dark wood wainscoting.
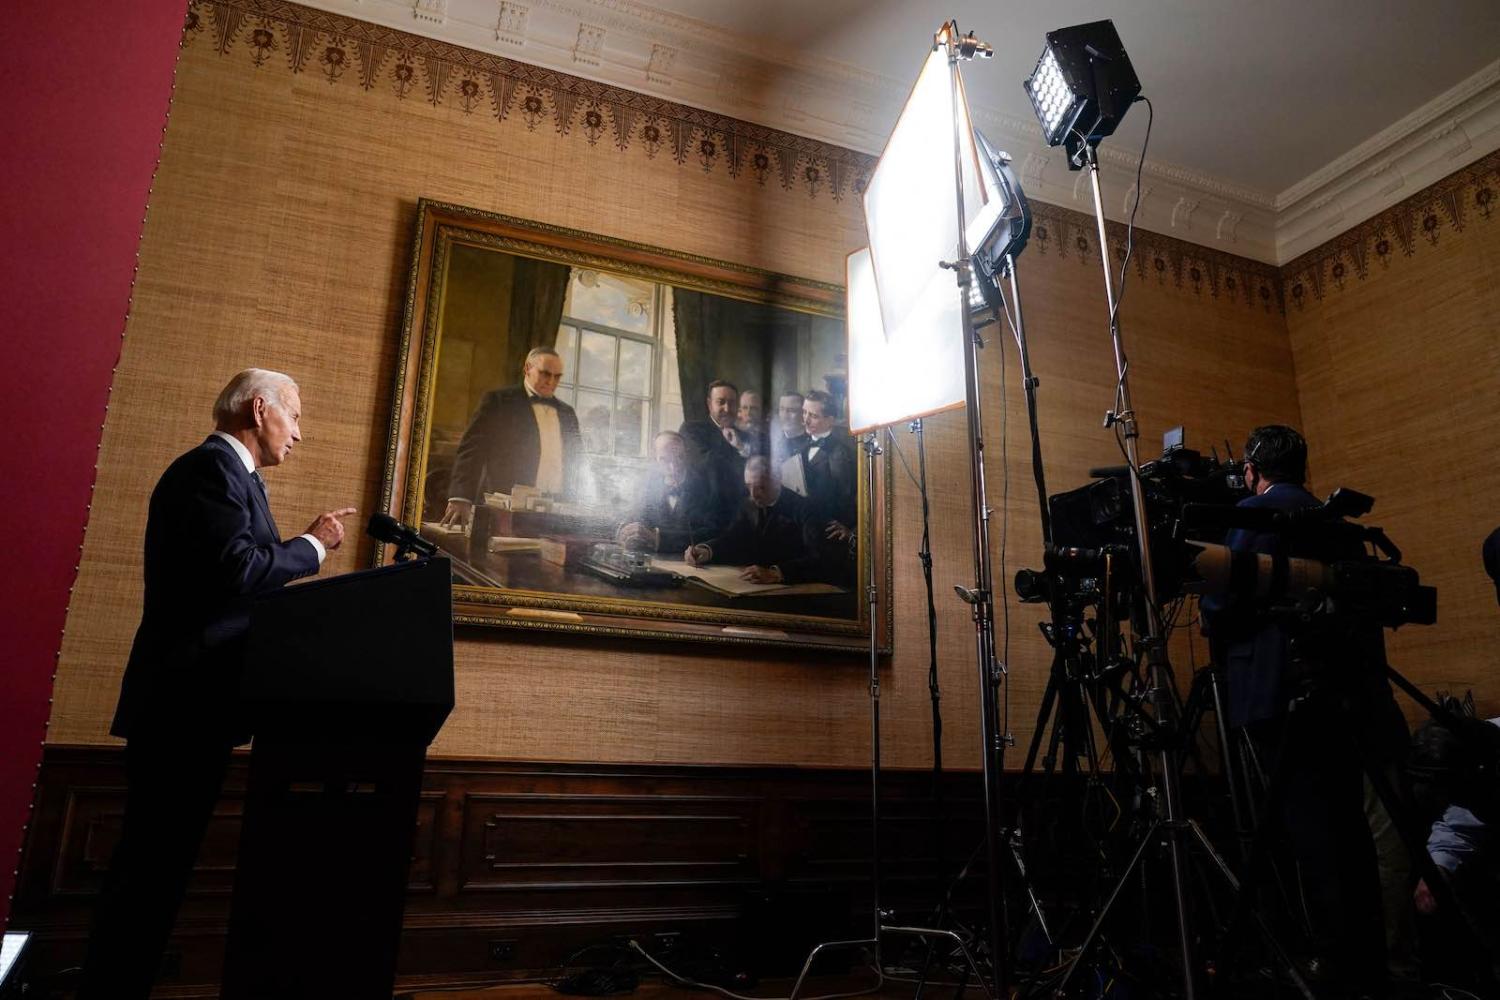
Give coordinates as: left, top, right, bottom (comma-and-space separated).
11, 747, 985, 994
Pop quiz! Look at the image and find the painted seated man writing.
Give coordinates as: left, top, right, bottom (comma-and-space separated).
616, 430, 724, 553
683, 455, 836, 585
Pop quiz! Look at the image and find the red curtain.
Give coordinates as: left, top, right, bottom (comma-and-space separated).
0, 1, 188, 927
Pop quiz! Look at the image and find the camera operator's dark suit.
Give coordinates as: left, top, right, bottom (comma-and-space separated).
1214, 482, 1320, 728
1206, 481, 1400, 992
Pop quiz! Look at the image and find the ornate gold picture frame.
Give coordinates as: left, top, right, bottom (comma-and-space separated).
378, 200, 891, 651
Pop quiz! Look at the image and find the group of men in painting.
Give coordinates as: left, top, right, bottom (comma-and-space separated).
441, 346, 858, 587
642, 378, 857, 586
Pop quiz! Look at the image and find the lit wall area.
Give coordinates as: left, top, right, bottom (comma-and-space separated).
1281, 151, 1500, 719
17, 0, 1500, 990
44, 0, 1297, 770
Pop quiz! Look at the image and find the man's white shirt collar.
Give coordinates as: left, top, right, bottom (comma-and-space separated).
213, 430, 255, 473
213, 431, 327, 563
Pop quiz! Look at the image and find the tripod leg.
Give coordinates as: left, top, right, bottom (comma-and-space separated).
1008, 833, 1054, 947
1231, 719, 1314, 946
1186, 819, 1318, 1000
1216, 702, 1306, 982
1205, 667, 1254, 867
1018, 665, 1063, 794
1050, 820, 1159, 997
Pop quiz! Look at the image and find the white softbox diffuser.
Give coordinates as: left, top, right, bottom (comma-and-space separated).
849, 45, 1005, 434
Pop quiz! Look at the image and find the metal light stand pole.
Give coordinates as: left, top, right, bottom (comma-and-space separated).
943, 27, 1011, 994
788, 433, 990, 1000
787, 434, 885, 1000
793, 25, 1012, 998
1003, 255, 1050, 548
1053, 140, 1198, 999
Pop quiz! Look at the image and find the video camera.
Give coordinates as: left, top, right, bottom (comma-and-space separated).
1016, 427, 1245, 607
1016, 428, 1437, 630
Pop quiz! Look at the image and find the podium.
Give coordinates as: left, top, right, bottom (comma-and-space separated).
222, 557, 454, 999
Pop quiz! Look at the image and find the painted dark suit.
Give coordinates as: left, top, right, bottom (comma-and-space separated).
801, 428, 858, 527
679, 418, 746, 522
623, 461, 724, 553
702, 489, 832, 585
448, 384, 584, 501
82, 434, 322, 999
771, 429, 810, 469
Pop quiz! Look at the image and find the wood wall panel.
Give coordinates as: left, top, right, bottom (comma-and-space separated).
45, 0, 1299, 771
461, 793, 760, 888
10, 748, 983, 994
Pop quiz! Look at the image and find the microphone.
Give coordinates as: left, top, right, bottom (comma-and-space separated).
367, 512, 438, 560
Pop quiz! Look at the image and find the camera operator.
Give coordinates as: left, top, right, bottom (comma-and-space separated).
1204, 424, 1407, 995
1406, 526, 1500, 984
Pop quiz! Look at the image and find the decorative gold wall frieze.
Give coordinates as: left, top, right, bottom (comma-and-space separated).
1280, 148, 1500, 309
181, 0, 1493, 317
1029, 201, 1286, 313
184, 0, 876, 200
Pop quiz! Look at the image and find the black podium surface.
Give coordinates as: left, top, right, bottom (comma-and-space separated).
222, 557, 454, 999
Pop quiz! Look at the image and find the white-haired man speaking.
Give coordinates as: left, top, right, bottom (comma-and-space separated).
79, 368, 355, 999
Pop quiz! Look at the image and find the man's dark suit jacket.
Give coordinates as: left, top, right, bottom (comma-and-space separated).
802, 428, 857, 527
703, 489, 830, 585
1205, 481, 1385, 727
111, 435, 320, 746
733, 424, 767, 458
771, 430, 810, 468
449, 384, 583, 502
623, 463, 724, 553
679, 419, 745, 521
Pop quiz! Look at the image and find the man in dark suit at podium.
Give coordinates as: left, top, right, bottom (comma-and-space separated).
441, 346, 584, 528
79, 368, 355, 1000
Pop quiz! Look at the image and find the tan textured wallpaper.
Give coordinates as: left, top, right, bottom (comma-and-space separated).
48, 1, 1300, 767
1282, 153, 1500, 720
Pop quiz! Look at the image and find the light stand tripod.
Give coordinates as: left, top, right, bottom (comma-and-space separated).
787, 433, 989, 1000
830, 21, 1028, 997
1041, 142, 1322, 1000
943, 33, 1013, 995
1047, 137, 1198, 998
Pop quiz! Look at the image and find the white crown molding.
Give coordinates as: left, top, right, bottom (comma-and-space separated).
965, 104, 1279, 262
1272, 58, 1500, 264
285, 0, 1500, 267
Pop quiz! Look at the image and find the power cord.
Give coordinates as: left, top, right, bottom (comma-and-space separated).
548, 941, 642, 996
625, 939, 882, 1000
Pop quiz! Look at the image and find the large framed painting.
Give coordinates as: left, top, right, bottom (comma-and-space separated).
378, 200, 891, 651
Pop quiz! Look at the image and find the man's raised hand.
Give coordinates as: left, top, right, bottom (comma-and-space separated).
306, 507, 357, 550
